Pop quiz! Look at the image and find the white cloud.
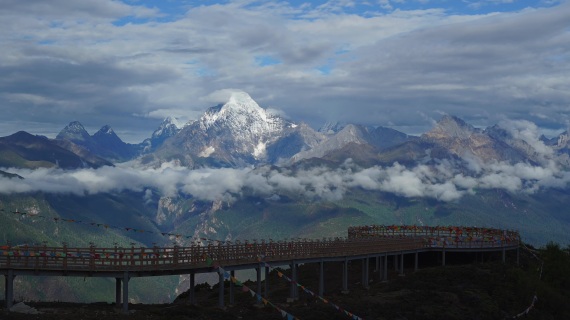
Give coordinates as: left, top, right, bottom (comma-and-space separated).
2, 155, 569, 203
1, 0, 569, 142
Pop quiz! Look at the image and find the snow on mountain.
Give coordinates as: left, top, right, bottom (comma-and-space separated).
56, 121, 92, 143
198, 91, 288, 140
318, 121, 347, 135
141, 117, 181, 154
152, 117, 180, 139
154, 91, 303, 167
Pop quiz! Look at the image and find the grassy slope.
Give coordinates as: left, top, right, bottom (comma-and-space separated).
176, 188, 570, 246
0, 193, 178, 303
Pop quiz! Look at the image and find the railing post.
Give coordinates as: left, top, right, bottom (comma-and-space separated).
62, 243, 68, 270
89, 243, 95, 271
140, 247, 145, 267
6, 243, 11, 268
173, 245, 179, 267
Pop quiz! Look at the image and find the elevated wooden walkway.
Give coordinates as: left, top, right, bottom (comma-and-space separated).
1, 225, 520, 313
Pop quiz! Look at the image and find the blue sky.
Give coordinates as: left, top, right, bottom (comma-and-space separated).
0, 0, 568, 141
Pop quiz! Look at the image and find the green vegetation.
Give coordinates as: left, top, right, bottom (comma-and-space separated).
0, 193, 178, 303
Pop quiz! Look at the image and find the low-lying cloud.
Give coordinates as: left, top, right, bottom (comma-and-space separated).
1, 158, 569, 203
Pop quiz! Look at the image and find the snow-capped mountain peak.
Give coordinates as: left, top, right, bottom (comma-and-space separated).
152, 117, 180, 139
225, 91, 260, 112
98, 125, 114, 135
56, 121, 91, 142
199, 91, 285, 135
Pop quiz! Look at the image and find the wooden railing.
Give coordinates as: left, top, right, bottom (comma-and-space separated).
0, 237, 423, 272
348, 225, 520, 248
1, 225, 519, 273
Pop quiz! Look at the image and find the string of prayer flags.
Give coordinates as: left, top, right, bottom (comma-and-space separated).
511, 243, 544, 318
204, 255, 299, 320
261, 261, 364, 320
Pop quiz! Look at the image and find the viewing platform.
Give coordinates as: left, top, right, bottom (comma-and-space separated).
1, 225, 520, 313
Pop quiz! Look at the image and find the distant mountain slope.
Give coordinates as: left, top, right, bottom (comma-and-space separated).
0, 169, 23, 179
0, 131, 112, 169
293, 124, 415, 164
0, 192, 177, 303
140, 117, 181, 154
56, 121, 137, 162
421, 115, 528, 163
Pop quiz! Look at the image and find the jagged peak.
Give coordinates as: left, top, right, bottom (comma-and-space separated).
319, 121, 347, 135
56, 121, 91, 141
426, 115, 477, 139
199, 91, 284, 131
151, 117, 180, 139
161, 116, 181, 129
217, 91, 265, 117
226, 91, 258, 108
62, 121, 87, 133
96, 125, 115, 135
556, 130, 569, 148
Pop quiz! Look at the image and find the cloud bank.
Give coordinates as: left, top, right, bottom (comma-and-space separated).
1, 1, 569, 141
1, 159, 569, 203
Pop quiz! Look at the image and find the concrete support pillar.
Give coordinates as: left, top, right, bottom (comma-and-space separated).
122, 271, 129, 314
256, 266, 262, 304
319, 261, 324, 297
382, 254, 388, 281
289, 262, 298, 301
189, 272, 196, 305
218, 270, 225, 309
115, 278, 122, 307
229, 270, 235, 305
362, 257, 369, 288
414, 251, 419, 272
442, 250, 446, 267
394, 254, 399, 271
502, 248, 506, 263
342, 258, 349, 293
375, 256, 380, 272
5, 270, 15, 309
264, 267, 269, 298
399, 253, 404, 276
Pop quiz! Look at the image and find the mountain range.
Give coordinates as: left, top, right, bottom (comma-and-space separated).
4, 91, 570, 170
1, 91, 570, 303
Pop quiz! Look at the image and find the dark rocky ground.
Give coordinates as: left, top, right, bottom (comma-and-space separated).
2, 247, 569, 320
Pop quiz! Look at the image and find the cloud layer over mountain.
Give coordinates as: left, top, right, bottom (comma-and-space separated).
2, 157, 569, 203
